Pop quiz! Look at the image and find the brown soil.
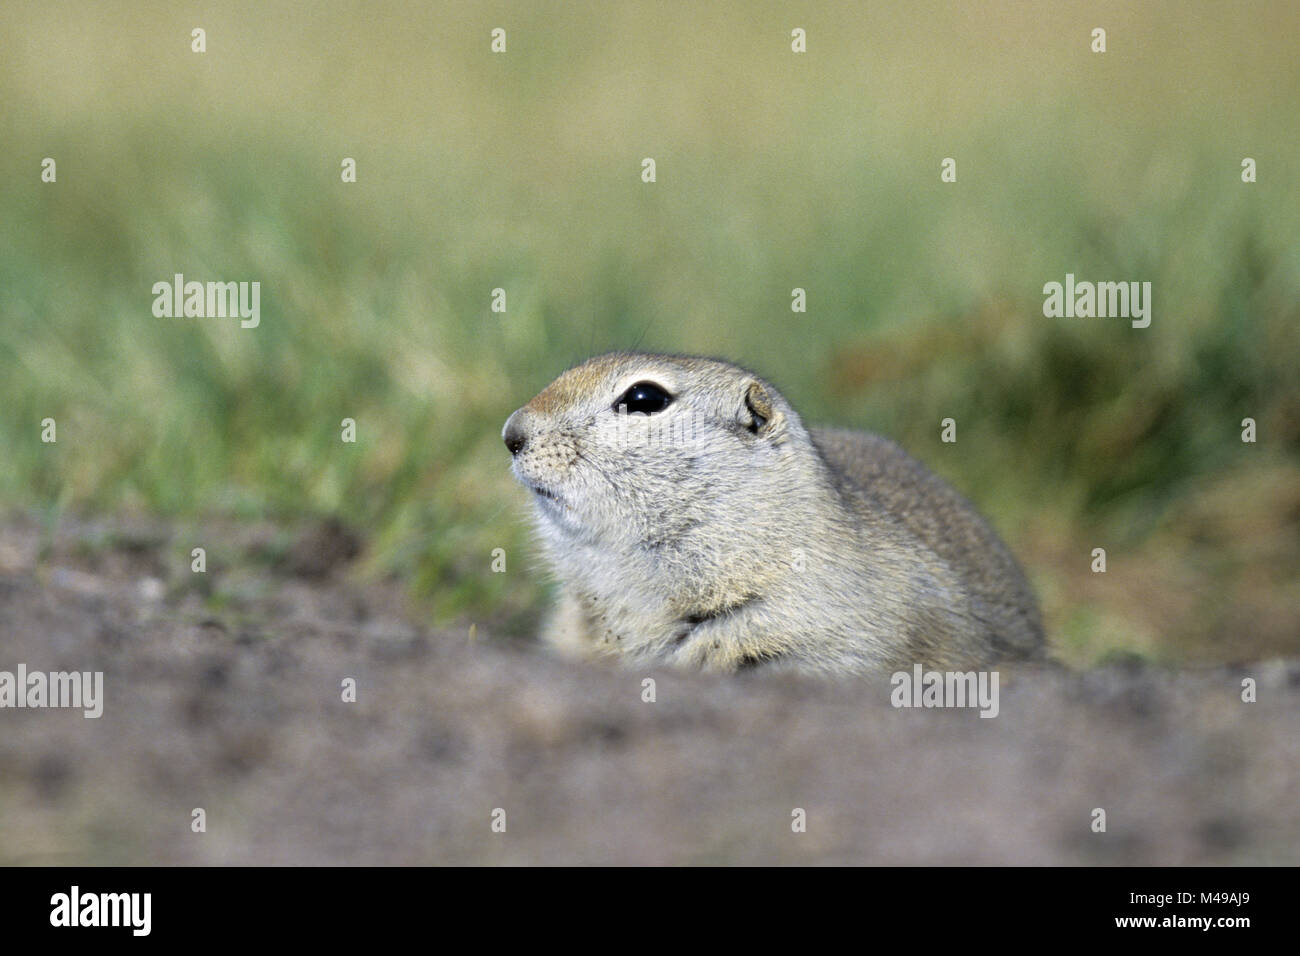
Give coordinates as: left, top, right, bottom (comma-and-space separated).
1, 514, 1296, 865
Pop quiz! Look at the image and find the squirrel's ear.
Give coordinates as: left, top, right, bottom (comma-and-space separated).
741, 381, 783, 437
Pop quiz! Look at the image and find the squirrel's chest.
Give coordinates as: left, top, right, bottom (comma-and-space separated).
558, 550, 687, 656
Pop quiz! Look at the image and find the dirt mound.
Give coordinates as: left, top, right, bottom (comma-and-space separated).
1, 515, 1296, 864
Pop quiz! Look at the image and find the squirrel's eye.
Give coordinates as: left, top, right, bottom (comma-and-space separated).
613, 381, 673, 415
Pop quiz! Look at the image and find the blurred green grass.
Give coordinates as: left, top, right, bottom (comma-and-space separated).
2, 1, 1297, 662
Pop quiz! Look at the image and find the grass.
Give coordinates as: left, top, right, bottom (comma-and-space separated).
2, 1, 1298, 662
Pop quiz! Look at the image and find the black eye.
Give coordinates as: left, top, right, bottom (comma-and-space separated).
613, 381, 673, 415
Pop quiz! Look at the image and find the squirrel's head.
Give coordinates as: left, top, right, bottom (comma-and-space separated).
503, 352, 813, 549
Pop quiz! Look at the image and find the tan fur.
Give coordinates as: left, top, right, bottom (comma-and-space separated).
503, 352, 1046, 675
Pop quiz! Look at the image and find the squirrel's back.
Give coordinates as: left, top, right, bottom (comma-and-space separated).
812, 428, 1045, 661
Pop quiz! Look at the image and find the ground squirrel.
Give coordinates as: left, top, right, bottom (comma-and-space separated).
503, 352, 1045, 674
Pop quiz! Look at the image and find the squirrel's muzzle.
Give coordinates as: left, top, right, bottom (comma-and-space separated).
502, 410, 529, 456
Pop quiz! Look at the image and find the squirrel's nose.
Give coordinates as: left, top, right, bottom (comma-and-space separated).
503, 412, 528, 456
